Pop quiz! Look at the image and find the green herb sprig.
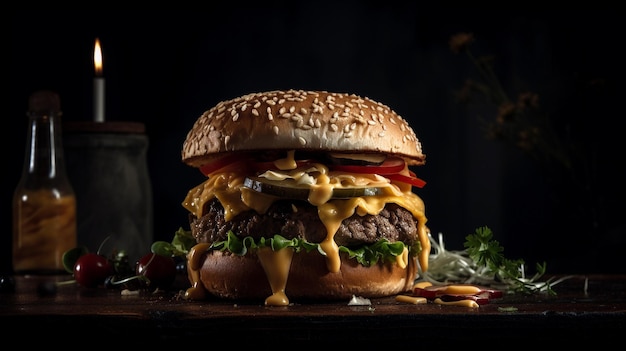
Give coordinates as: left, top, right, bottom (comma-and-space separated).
419, 226, 571, 295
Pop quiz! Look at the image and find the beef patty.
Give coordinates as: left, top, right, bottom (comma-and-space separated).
189, 198, 419, 248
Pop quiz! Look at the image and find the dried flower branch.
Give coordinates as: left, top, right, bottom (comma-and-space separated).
449, 32, 577, 172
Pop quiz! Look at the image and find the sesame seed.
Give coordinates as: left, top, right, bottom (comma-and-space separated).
252, 109, 259, 117
298, 136, 307, 145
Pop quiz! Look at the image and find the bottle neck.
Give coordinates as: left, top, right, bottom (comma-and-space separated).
22, 111, 68, 179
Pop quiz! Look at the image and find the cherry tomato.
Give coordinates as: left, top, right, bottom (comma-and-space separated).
136, 253, 177, 290
74, 253, 114, 288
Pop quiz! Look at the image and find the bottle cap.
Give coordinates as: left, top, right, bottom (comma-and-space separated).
28, 90, 61, 113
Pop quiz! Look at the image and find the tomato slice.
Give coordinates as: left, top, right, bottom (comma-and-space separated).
330, 157, 406, 175
387, 172, 426, 188
200, 153, 426, 190
413, 284, 502, 305
199, 153, 251, 176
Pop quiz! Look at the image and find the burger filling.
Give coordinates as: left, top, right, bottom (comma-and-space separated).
182, 150, 429, 304
192, 199, 419, 249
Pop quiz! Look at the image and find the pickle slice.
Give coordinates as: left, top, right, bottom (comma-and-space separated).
243, 177, 383, 199
332, 187, 382, 198
243, 177, 309, 199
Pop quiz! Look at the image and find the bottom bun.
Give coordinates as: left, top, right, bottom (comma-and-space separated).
195, 249, 418, 302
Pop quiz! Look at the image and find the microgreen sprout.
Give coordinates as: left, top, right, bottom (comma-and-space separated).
418, 226, 572, 295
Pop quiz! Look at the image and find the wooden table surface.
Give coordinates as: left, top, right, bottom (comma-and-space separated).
2, 273, 624, 345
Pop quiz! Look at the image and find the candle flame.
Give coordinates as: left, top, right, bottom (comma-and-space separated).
94, 38, 103, 76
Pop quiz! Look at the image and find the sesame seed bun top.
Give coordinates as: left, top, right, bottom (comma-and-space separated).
181, 89, 426, 167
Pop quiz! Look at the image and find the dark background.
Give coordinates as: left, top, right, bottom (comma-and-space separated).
7, 5, 625, 275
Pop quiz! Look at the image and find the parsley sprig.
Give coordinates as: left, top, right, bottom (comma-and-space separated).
419, 226, 571, 295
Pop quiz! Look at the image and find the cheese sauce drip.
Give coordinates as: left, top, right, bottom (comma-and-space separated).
257, 247, 294, 306
182, 151, 430, 304
434, 298, 480, 308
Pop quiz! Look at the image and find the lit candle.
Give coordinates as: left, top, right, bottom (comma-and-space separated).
93, 38, 105, 122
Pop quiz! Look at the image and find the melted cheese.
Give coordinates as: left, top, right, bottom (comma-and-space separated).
257, 247, 294, 306
395, 295, 427, 304
413, 281, 433, 289
183, 243, 210, 300
434, 297, 480, 308
182, 153, 430, 305
273, 150, 298, 170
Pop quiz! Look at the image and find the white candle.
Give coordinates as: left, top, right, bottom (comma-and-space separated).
93, 38, 105, 122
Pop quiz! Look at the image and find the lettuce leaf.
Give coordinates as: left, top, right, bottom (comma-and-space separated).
154, 227, 421, 268
210, 231, 418, 267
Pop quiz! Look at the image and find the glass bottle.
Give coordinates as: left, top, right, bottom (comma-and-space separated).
12, 90, 77, 274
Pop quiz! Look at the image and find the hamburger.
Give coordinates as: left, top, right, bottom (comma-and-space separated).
180, 89, 430, 306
